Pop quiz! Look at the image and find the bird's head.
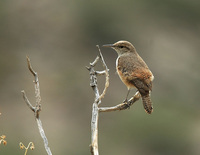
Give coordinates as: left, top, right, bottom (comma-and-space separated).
103, 40, 136, 55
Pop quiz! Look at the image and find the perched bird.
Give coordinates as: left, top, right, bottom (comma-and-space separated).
103, 41, 154, 114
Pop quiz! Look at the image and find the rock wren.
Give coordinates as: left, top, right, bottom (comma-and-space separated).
103, 41, 154, 114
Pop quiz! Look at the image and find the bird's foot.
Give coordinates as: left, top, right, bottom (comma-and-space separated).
123, 99, 131, 109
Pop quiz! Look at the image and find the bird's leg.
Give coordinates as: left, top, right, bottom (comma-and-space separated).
123, 89, 130, 103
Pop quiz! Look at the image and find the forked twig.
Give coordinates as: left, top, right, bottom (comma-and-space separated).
21, 56, 52, 155
87, 46, 109, 155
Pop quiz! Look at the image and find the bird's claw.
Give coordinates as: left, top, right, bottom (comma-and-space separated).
122, 99, 131, 109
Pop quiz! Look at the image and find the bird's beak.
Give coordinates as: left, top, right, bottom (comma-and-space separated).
102, 44, 114, 48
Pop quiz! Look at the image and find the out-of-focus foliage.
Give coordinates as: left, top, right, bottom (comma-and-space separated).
0, 0, 200, 154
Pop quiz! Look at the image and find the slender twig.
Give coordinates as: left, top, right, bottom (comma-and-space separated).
21, 56, 52, 155
96, 45, 109, 101
21, 90, 35, 112
95, 70, 106, 76
26, 56, 41, 118
99, 91, 141, 112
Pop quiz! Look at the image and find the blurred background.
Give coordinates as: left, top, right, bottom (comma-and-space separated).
0, 0, 200, 154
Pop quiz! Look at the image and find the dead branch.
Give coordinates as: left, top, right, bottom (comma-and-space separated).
99, 91, 141, 112
87, 46, 141, 155
96, 45, 109, 101
87, 57, 101, 155
87, 46, 109, 155
21, 56, 52, 155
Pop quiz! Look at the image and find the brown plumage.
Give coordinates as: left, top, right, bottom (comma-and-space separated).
103, 41, 154, 114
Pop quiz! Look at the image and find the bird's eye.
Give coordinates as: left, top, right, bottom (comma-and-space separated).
119, 46, 124, 48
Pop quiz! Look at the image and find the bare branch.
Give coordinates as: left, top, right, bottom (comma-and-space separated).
36, 119, 52, 155
87, 47, 108, 155
99, 91, 141, 112
22, 57, 52, 155
26, 56, 36, 77
87, 60, 100, 155
90, 102, 99, 155
21, 90, 35, 112
95, 70, 107, 76
90, 55, 100, 67
96, 45, 109, 101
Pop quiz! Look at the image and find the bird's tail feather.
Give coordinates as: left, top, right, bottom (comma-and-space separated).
142, 93, 153, 114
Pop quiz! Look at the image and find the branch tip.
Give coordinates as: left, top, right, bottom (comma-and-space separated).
86, 66, 90, 71
22, 57, 52, 155
26, 56, 36, 76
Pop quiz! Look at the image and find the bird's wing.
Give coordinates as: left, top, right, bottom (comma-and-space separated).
117, 55, 153, 93
128, 77, 152, 95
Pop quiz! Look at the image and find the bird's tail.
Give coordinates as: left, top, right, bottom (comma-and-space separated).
142, 93, 153, 114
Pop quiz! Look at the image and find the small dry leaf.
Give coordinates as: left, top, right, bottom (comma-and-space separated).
30, 145, 34, 150
19, 143, 24, 149
1, 135, 6, 139
3, 140, 7, 145
30, 143, 35, 150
